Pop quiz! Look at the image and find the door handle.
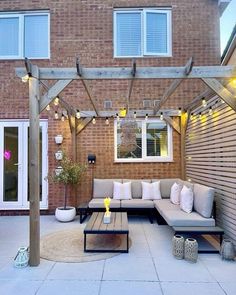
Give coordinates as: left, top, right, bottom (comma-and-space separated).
13, 163, 20, 166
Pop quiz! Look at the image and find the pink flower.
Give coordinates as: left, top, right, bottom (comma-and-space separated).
4, 150, 11, 160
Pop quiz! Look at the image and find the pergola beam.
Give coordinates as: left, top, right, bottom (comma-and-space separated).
126, 59, 136, 110
76, 117, 92, 134
16, 65, 236, 80
39, 80, 73, 113
154, 57, 194, 114
201, 78, 236, 111
163, 116, 181, 134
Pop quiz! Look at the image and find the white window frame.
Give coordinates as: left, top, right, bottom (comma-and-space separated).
0, 12, 50, 60
114, 119, 173, 163
113, 8, 172, 58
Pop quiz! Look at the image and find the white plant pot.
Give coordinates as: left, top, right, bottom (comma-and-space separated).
55, 135, 63, 144
55, 166, 63, 176
55, 206, 76, 222
55, 150, 63, 160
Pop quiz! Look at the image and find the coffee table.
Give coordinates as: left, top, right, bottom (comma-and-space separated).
84, 212, 129, 253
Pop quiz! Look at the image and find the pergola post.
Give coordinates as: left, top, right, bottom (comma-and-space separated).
28, 65, 40, 266
180, 112, 188, 180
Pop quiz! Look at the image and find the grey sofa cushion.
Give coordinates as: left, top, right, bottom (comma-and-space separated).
123, 179, 151, 199
154, 199, 180, 216
160, 209, 215, 227
155, 179, 181, 198
89, 199, 121, 208
194, 183, 215, 218
93, 179, 122, 198
121, 199, 154, 208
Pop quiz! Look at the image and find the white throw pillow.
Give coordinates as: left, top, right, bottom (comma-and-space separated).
180, 185, 194, 213
170, 182, 182, 205
142, 181, 162, 200
113, 182, 132, 200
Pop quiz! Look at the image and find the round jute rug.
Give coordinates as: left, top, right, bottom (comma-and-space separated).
40, 228, 131, 263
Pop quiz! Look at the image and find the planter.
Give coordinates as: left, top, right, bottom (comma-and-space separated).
55, 135, 63, 144
184, 238, 198, 263
55, 206, 76, 222
220, 239, 235, 260
55, 150, 63, 160
55, 166, 63, 176
172, 235, 185, 259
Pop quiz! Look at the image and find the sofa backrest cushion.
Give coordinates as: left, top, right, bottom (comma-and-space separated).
123, 179, 151, 199
154, 179, 181, 198
113, 181, 132, 200
93, 179, 122, 198
193, 183, 215, 218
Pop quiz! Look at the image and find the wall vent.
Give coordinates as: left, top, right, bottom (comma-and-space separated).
143, 100, 153, 108
104, 100, 112, 109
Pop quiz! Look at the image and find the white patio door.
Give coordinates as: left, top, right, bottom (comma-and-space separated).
0, 120, 48, 209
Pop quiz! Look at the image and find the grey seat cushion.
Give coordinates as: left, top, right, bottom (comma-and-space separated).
123, 179, 151, 199
161, 209, 215, 227
154, 199, 180, 216
155, 179, 181, 198
93, 179, 122, 198
194, 183, 215, 218
89, 199, 121, 209
121, 199, 154, 209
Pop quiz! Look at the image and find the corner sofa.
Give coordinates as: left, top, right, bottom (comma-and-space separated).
88, 178, 216, 226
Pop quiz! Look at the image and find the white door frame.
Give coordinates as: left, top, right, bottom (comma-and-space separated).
0, 119, 48, 210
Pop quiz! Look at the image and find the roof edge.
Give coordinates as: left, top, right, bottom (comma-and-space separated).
221, 24, 236, 64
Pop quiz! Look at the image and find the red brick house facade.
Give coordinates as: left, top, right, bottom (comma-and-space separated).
0, 0, 225, 213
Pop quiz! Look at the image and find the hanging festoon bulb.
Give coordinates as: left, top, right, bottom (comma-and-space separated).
199, 112, 202, 119
61, 114, 65, 122
54, 97, 59, 106
54, 111, 59, 120
178, 107, 182, 116
190, 112, 194, 119
76, 109, 81, 119
116, 113, 120, 122
92, 116, 96, 125
145, 113, 148, 120
21, 74, 29, 83
202, 97, 207, 107
46, 104, 50, 111
105, 117, 109, 125
160, 112, 163, 120
209, 106, 213, 115
134, 111, 137, 119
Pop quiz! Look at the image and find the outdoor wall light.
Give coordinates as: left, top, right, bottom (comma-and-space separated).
88, 154, 96, 164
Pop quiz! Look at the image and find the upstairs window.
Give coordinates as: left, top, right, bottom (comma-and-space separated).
115, 119, 173, 162
114, 9, 171, 57
0, 12, 50, 59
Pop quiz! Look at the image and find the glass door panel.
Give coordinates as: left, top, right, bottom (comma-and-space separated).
3, 127, 19, 202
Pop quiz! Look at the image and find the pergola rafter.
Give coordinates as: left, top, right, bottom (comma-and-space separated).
15, 58, 236, 267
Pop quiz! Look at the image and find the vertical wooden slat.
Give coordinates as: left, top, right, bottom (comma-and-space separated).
29, 66, 40, 266
181, 112, 188, 180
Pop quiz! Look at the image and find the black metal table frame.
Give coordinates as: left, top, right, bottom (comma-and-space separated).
84, 230, 129, 253
173, 228, 224, 254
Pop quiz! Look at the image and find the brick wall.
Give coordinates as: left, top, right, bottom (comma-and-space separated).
0, 0, 221, 212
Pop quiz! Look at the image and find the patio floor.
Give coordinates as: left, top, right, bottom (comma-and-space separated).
0, 215, 235, 295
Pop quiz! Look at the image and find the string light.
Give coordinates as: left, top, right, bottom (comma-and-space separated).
134, 111, 137, 119
190, 113, 194, 119
21, 74, 29, 83
46, 104, 50, 111
221, 99, 225, 104
54, 97, 59, 106
145, 113, 148, 120
199, 112, 202, 119
54, 111, 59, 120
61, 114, 65, 121
160, 112, 163, 120
105, 117, 109, 125
116, 113, 120, 122
178, 107, 182, 116
202, 97, 207, 107
209, 106, 213, 115
92, 116, 96, 124
76, 109, 80, 119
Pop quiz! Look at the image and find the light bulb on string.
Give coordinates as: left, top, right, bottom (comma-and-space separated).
209, 106, 213, 115
134, 111, 137, 119
160, 112, 163, 120
54, 111, 59, 120
21, 74, 29, 83
190, 113, 194, 119
116, 113, 120, 122
202, 97, 207, 107
92, 116, 96, 125
76, 109, 80, 119
46, 104, 50, 111
199, 112, 202, 119
105, 117, 109, 125
54, 97, 59, 106
145, 113, 148, 120
178, 107, 182, 116
61, 114, 65, 122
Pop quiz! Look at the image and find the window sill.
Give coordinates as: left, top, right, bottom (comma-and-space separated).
113, 54, 172, 59
114, 158, 174, 163
0, 57, 50, 60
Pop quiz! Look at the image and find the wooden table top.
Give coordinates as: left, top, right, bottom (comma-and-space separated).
84, 212, 129, 234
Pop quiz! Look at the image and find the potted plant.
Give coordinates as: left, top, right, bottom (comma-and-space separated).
50, 153, 87, 222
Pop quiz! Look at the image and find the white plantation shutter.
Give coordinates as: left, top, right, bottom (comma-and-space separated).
144, 10, 170, 55
24, 15, 49, 58
0, 17, 19, 57
115, 12, 141, 57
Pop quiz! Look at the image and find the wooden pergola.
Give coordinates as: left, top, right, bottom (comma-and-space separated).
15, 58, 236, 266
